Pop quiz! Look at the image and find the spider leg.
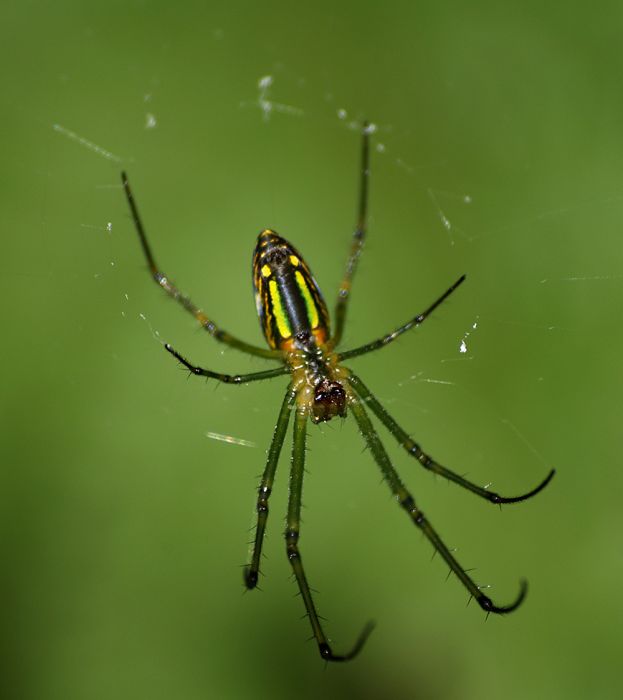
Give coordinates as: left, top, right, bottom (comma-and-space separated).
348, 373, 555, 503
165, 343, 289, 383
347, 385, 528, 615
121, 172, 280, 360
245, 386, 295, 588
286, 407, 375, 661
338, 274, 466, 361
331, 122, 371, 349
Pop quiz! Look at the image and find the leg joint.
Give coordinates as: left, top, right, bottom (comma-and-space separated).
413, 509, 426, 526
257, 485, 271, 512
399, 493, 416, 512
405, 440, 422, 458
285, 528, 299, 545
418, 453, 432, 468
285, 528, 300, 560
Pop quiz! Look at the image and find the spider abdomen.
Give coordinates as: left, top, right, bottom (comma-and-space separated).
252, 229, 330, 351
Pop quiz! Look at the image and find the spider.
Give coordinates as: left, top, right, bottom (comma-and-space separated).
121, 123, 554, 662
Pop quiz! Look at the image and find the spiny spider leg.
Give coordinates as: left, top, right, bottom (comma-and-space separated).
165, 343, 289, 384
339, 274, 466, 361
347, 388, 527, 615
121, 172, 280, 360
331, 121, 371, 349
287, 408, 375, 661
245, 386, 295, 589
348, 373, 555, 504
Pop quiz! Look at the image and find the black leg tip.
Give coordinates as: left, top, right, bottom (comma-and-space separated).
316, 621, 376, 662
491, 469, 556, 505
244, 567, 258, 589
478, 579, 528, 615
319, 643, 332, 660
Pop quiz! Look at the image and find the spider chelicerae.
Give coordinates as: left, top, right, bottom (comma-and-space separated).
121, 123, 554, 662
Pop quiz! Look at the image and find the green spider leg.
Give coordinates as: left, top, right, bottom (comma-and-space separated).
331, 122, 371, 349
244, 386, 295, 588
347, 384, 529, 615
121, 172, 281, 360
339, 274, 466, 361
348, 373, 555, 503
164, 343, 289, 384
286, 407, 375, 661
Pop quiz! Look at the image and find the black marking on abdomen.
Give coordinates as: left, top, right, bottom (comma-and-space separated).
276, 269, 312, 338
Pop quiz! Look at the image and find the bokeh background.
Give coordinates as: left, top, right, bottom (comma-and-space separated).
2, 1, 622, 698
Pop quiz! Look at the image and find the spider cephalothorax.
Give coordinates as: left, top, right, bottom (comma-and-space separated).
311, 378, 347, 423
122, 122, 554, 663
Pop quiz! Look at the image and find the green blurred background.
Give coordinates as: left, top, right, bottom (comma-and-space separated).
2, 1, 622, 698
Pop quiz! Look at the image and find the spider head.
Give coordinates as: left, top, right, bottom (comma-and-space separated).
311, 378, 347, 424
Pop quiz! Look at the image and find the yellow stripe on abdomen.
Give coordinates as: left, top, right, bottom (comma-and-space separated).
295, 270, 319, 329
269, 279, 292, 338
